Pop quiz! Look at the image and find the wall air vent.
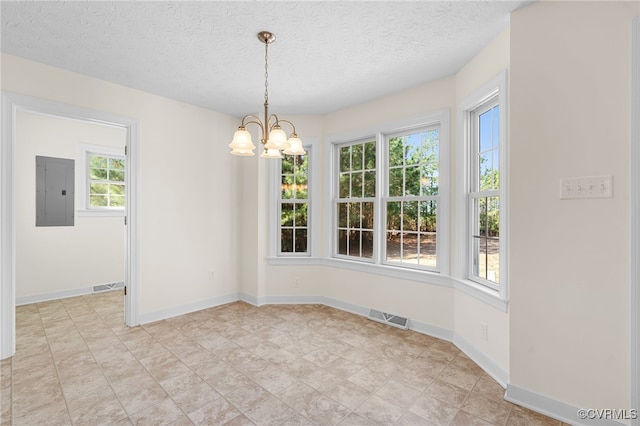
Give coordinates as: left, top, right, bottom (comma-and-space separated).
367, 308, 409, 330
92, 281, 124, 293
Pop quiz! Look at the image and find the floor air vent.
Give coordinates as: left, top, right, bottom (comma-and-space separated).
367, 309, 409, 330
92, 282, 124, 293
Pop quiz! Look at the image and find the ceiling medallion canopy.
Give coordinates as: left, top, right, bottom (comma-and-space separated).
228, 31, 304, 159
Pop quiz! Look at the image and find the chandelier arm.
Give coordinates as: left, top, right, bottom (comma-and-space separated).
240, 116, 267, 144
276, 119, 298, 135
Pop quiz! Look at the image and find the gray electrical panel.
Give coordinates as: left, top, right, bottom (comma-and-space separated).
36, 156, 75, 226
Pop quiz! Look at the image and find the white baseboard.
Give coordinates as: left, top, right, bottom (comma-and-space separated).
16, 286, 93, 306
138, 292, 240, 325
453, 333, 508, 387
505, 384, 629, 426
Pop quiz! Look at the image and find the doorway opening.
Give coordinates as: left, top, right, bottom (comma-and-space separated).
1, 93, 139, 359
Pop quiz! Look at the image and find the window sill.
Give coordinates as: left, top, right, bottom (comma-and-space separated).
266, 256, 325, 266
452, 278, 509, 312
76, 209, 124, 217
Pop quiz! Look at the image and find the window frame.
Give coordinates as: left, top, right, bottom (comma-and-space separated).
456, 71, 508, 304
268, 140, 320, 262
333, 138, 377, 262
77, 144, 126, 217
382, 124, 442, 273
277, 150, 311, 257
328, 110, 450, 278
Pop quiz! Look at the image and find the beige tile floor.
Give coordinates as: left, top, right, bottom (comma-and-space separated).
0, 290, 563, 425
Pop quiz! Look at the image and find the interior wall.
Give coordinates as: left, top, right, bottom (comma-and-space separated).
15, 111, 125, 300
509, 0, 636, 411
2, 53, 239, 318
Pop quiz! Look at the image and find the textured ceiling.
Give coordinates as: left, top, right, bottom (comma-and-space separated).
1, 1, 530, 117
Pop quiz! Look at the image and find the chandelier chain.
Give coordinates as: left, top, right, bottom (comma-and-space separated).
264, 41, 269, 105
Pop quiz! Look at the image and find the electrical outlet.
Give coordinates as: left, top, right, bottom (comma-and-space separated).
294, 277, 300, 288
481, 323, 489, 341
209, 270, 217, 280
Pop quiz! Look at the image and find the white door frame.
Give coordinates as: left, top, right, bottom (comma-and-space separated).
631, 16, 639, 426
0, 92, 140, 359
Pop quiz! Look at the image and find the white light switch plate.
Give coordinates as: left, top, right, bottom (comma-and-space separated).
560, 175, 613, 200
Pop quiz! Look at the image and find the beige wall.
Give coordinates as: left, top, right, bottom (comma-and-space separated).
510, 0, 636, 410
15, 111, 125, 299
2, 53, 239, 317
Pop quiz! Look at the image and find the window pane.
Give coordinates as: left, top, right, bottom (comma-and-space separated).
405, 134, 420, 165
389, 168, 403, 197
492, 105, 500, 149
348, 202, 361, 228
419, 233, 436, 267
478, 197, 487, 235
389, 137, 403, 167
282, 175, 294, 199
362, 202, 374, 230
338, 229, 348, 255
421, 164, 438, 196
422, 129, 439, 159
487, 196, 500, 237
90, 183, 108, 195
340, 146, 351, 172
386, 201, 401, 231
487, 239, 500, 283
419, 200, 437, 232
363, 171, 375, 197
282, 155, 294, 174
110, 184, 125, 196
294, 229, 308, 253
386, 232, 401, 262
110, 158, 125, 169
479, 109, 493, 153
403, 201, 418, 232
339, 173, 350, 198
348, 231, 361, 257
351, 172, 362, 198
296, 175, 308, 199
89, 155, 107, 168
281, 203, 294, 226
402, 232, 418, 262
352, 144, 363, 171
338, 203, 348, 228
362, 231, 373, 258
110, 195, 125, 207
295, 203, 308, 227
364, 141, 376, 169
473, 236, 500, 284
109, 169, 125, 182
89, 168, 108, 180
404, 166, 420, 195
281, 229, 293, 252
90, 195, 108, 207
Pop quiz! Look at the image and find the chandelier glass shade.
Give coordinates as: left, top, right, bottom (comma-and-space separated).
229, 31, 305, 159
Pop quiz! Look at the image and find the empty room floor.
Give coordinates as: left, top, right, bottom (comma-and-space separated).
1, 291, 563, 425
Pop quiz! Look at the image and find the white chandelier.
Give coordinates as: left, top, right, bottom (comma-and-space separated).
229, 31, 305, 159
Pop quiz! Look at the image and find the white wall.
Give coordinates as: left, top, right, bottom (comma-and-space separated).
15, 111, 125, 300
509, 0, 635, 412
2, 53, 239, 318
